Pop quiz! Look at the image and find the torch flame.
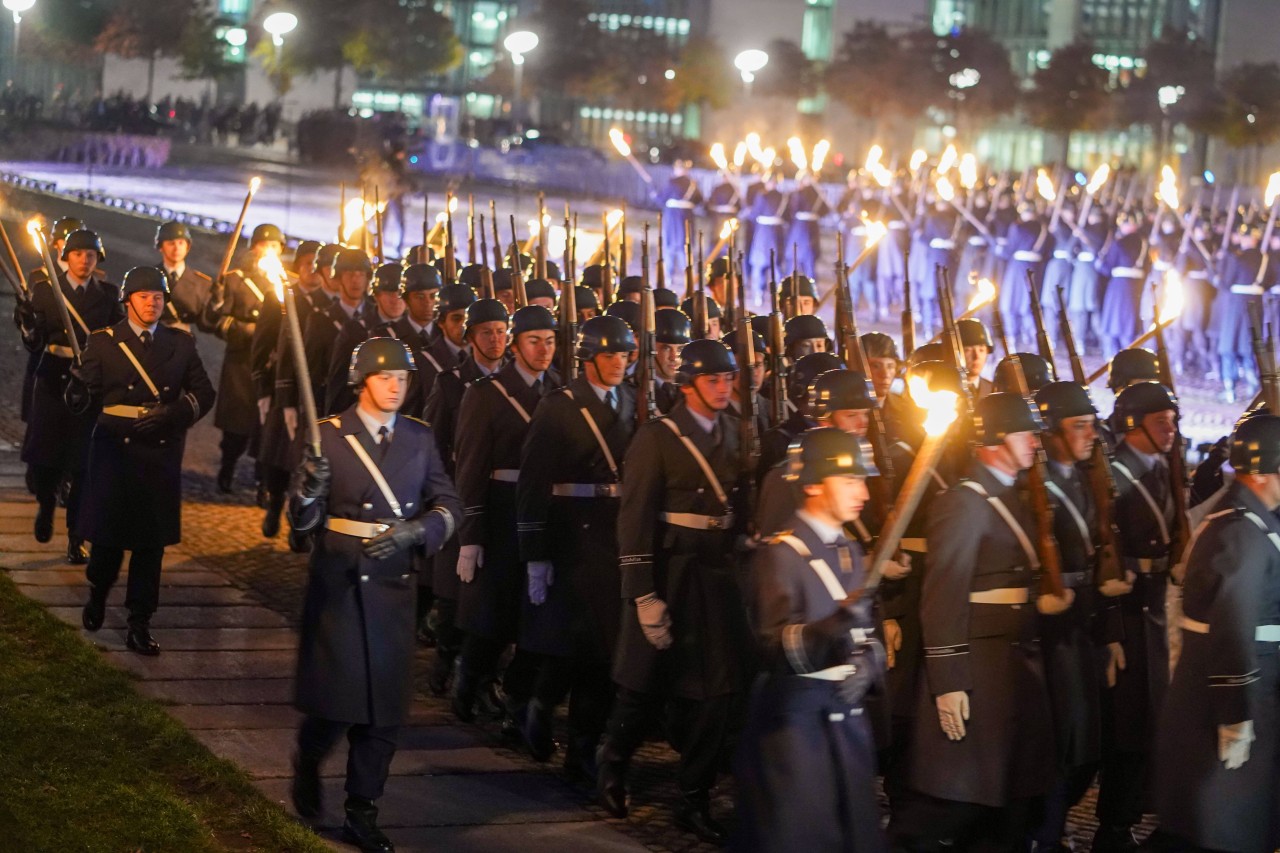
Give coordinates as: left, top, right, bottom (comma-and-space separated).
936, 176, 956, 202
745, 132, 764, 163
870, 163, 894, 189
606, 208, 624, 229
257, 249, 288, 302
1036, 169, 1057, 202
910, 149, 928, 172
1155, 269, 1185, 325
865, 144, 883, 172
864, 218, 888, 248
342, 198, 385, 242
908, 375, 960, 436
710, 142, 729, 172
249, 176, 262, 195
811, 139, 830, 174
967, 277, 997, 311
1086, 163, 1111, 195
788, 137, 807, 172
959, 153, 978, 190
759, 147, 777, 170
609, 128, 631, 158
25, 217, 42, 247
1157, 165, 1180, 210
937, 144, 958, 175
720, 218, 738, 240
732, 142, 748, 169
1266, 171, 1280, 208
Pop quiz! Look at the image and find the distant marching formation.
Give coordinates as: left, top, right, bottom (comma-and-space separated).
4, 141, 1279, 853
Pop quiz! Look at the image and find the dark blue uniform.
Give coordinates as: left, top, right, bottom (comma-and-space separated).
1097, 232, 1148, 359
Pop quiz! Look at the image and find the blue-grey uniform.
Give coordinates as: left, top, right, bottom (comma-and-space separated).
841, 194, 886, 320
1040, 220, 1075, 345
1067, 218, 1107, 332
998, 217, 1051, 348
747, 187, 789, 300
784, 182, 832, 281
1215, 247, 1269, 390
1096, 231, 1148, 359
919, 208, 960, 337
659, 173, 704, 284
705, 180, 740, 241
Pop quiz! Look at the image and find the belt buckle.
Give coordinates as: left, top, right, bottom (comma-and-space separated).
594, 483, 614, 498
138, 405, 153, 418
373, 523, 390, 535
707, 516, 724, 530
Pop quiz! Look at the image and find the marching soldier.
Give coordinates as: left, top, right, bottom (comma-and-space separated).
652, 307, 690, 415
597, 339, 752, 843
77, 267, 215, 654
324, 263, 405, 415
779, 273, 818, 316
998, 204, 1050, 349
287, 337, 461, 853
784, 314, 832, 360
680, 294, 724, 340
1097, 214, 1148, 360
747, 174, 787, 303
18, 228, 123, 563
369, 263, 442, 419
757, 351, 842, 477
419, 282, 478, 400
1215, 225, 1268, 404
19, 216, 83, 427
518, 315, 637, 778
1153, 414, 1280, 853
302, 248, 370, 420
993, 352, 1056, 394
785, 172, 832, 281
957, 318, 995, 398
734, 428, 886, 853
155, 221, 213, 332
723, 326, 768, 437
659, 160, 704, 285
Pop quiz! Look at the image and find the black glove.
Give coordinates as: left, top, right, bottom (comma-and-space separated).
836, 638, 886, 706
134, 401, 194, 436
63, 374, 91, 416
208, 276, 226, 311
297, 452, 331, 500
13, 299, 36, 332
362, 518, 426, 560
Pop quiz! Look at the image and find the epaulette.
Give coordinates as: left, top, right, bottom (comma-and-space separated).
767, 530, 794, 545
400, 415, 430, 428
321, 415, 342, 429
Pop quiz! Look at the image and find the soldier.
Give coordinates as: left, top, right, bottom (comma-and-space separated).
862, 331, 902, 403
956, 317, 995, 398
893, 392, 1056, 851
616, 274, 645, 305
1067, 205, 1108, 349
779, 273, 818, 316
746, 174, 788, 303
372, 263, 442, 418
1097, 214, 1148, 360
155, 221, 213, 332
1094, 381, 1180, 852
18, 216, 83, 427
518, 314, 637, 777
757, 351, 843, 478
77, 267, 216, 653
451, 305, 557, 734
734, 428, 887, 853
302, 248, 370, 419
659, 160, 704, 285
324, 263, 405, 415
919, 196, 960, 337
1152, 414, 1280, 853
419, 283, 478, 401
524, 278, 557, 311
597, 339, 752, 842
784, 172, 832, 280
999, 204, 1051, 350
784, 314, 831, 360
287, 337, 461, 853
651, 307, 691, 415
18, 228, 123, 563
679, 294, 723, 340
1215, 225, 1268, 404
205, 223, 281, 493
993, 352, 1056, 394
723, 327, 768, 437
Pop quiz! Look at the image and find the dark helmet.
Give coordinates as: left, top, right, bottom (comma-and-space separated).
618, 275, 645, 296
655, 308, 692, 345
654, 287, 680, 308
680, 295, 723, 320
1107, 348, 1159, 391
974, 392, 1044, 446
861, 331, 900, 361
581, 264, 608, 289
61, 228, 105, 261
459, 263, 486, 289
510, 252, 534, 274
250, 223, 285, 245
437, 283, 477, 316
907, 341, 948, 366
1113, 381, 1179, 432
786, 426, 877, 485
373, 263, 403, 293
155, 220, 191, 248
905, 360, 965, 397
512, 305, 557, 337
676, 339, 737, 384
723, 327, 766, 360
957, 318, 994, 349
784, 314, 829, 348
993, 353, 1057, 393
334, 247, 372, 275
788, 352, 843, 401
1229, 414, 1280, 475
810, 369, 877, 414
1034, 381, 1098, 431
316, 243, 342, 273
545, 260, 563, 281
750, 314, 772, 344
576, 315, 638, 359
605, 299, 641, 334
51, 217, 84, 244
348, 336, 417, 386
403, 244, 432, 264
492, 268, 514, 292
709, 257, 737, 279
120, 266, 171, 302
781, 274, 817, 299
525, 278, 557, 304
295, 239, 322, 258
402, 263, 442, 294
575, 285, 601, 313
464, 298, 510, 336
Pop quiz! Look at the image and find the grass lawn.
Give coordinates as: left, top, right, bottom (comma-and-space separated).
0, 572, 329, 852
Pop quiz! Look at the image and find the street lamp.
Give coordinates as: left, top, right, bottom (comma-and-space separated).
734, 49, 768, 95
262, 11, 298, 48
4, 0, 35, 67
503, 30, 539, 133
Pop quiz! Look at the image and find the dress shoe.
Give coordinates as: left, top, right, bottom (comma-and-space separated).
595, 743, 629, 818
81, 591, 107, 632
216, 465, 235, 494
290, 753, 322, 819
34, 500, 54, 543
342, 798, 395, 852
261, 509, 282, 538
1091, 825, 1139, 853
255, 481, 270, 510
674, 794, 727, 845
125, 625, 161, 656
287, 526, 312, 554
66, 536, 88, 564
521, 699, 555, 762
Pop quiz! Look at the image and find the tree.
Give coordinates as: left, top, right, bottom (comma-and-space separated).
94, 0, 201, 99
23, 0, 113, 63
522, 0, 617, 102
933, 28, 1019, 136
1122, 27, 1217, 162
341, 0, 462, 83
1025, 41, 1112, 158
669, 37, 733, 113
177, 12, 240, 86
753, 38, 818, 101
826, 23, 937, 137
1206, 62, 1280, 150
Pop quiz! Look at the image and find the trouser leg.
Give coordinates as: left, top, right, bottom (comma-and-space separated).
671, 694, 735, 796
85, 545, 125, 599
123, 547, 165, 628
344, 724, 399, 802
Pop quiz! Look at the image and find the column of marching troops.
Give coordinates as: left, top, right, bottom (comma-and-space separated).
8, 170, 1280, 853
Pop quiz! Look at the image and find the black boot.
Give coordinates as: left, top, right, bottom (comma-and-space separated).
451, 663, 478, 722
520, 698, 555, 763
261, 494, 284, 538
216, 462, 235, 494
34, 498, 54, 543
125, 623, 161, 656
594, 738, 630, 818
82, 586, 108, 632
255, 480, 270, 510
290, 752, 322, 819
66, 536, 88, 565
674, 791, 727, 845
342, 797, 394, 852
1091, 825, 1139, 853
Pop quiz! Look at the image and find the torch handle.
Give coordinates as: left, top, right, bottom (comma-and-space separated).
219, 187, 258, 287
282, 285, 322, 455
0, 219, 28, 296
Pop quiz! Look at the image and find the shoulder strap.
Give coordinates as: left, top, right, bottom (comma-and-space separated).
959, 480, 1040, 569
777, 534, 847, 602
1112, 461, 1171, 545
1242, 510, 1280, 557
421, 349, 443, 373
660, 417, 728, 506
343, 433, 404, 520
1045, 480, 1094, 557
116, 340, 160, 400
240, 274, 265, 302
565, 389, 620, 480
491, 378, 532, 423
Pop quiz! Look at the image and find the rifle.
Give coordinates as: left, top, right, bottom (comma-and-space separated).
767, 249, 787, 427
637, 230, 657, 422
656, 211, 667, 292
723, 230, 738, 330
737, 255, 761, 521
508, 216, 529, 308
691, 225, 708, 340
570, 213, 579, 283
33, 226, 82, 364
535, 193, 548, 280
1025, 268, 1057, 373
467, 194, 476, 263
683, 219, 695, 302
562, 248, 579, 382
490, 202, 503, 271
1249, 298, 1280, 412
0, 219, 29, 301
444, 209, 456, 283
601, 211, 615, 308
477, 214, 495, 299
901, 245, 916, 357
374, 185, 385, 263
1218, 187, 1241, 263
339, 180, 347, 244
1151, 281, 1190, 566
1057, 283, 1128, 593
563, 211, 573, 285
619, 203, 628, 279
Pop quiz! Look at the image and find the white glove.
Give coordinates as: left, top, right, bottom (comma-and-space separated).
884, 618, 903, 670
527, 560, 554, 605
635, 592, 673, 649
457, 544, 483, 583
882, 551, 912, 581
1106, 642, 1127, 688
283, 406, 298, 441
936, 691, 970, 741
257, 396, 270, 424
1219, 720, 1255, 770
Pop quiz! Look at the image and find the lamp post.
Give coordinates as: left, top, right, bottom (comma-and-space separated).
504, 30, 538, 134
262, 11, 298, 50
4, 0, 34, 81
734, 49, 768, 96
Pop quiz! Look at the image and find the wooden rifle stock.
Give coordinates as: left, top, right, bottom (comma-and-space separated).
509, 217, 528, 308
637, 234, 656, 422
901, 245, 916, 357
1025, 268, 1057, 373
767, 249, 786, 427
1249, 299, 1280, 412
737, 259, 760, 521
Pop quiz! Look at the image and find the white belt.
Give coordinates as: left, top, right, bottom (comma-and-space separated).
102, 404, 149, 419
756, 216, 784, 226
929, 239, 956, 250
799, 664, 856, 681
1012, 250, 1042, 262
900, 538, 928, 552
552, 482, 622, 498
491, 469, 520, 483
1153, 260, 1171, 271
710, 205, 736, 214
1053, 250, 1071, 259
1187, 271, 1209, 280
327, 518, 391, 538
1111, 266, 1143, 278
889, 221, 907, 230
46, 344, 74, 358
665, 200, 696, 209
968, 235, 986, 246
795, 212, 819, 221
969, 587, 1029, 605
851, 227, 868, 236
1232, 284, 1265, 295
1137, 557, 1170, 574
1076, 252, 1095, 262
1181, 616, 1280, 642
661, 511, 735, 530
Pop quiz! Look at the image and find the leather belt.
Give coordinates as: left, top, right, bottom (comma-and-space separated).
1232, 284, 1265, 295
929, 238, 956, 250
795, 212, 819, 221
1012, 250, 1043, 262
491, 469, 520, 483
665, 200, 696, 209
661, 511, 734, 530
102, 404, 149, 419
969, 587, 1029, 605
756, 216, 785, 226
552, 482, 621, 498
799, 664, 855, 681
1076, 252, 1095, 262
900, 537, 928, 552
46, 344, 74, 358
1137, 557, 1169, 574
326, 518, 391, 538
1111, 266, 1144, 278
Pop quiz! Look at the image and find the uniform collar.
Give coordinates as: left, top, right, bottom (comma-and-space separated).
128, 318, 159, 337
796, 509, 843, 545
355, 405, 396, 440
981, 462, 1017, 488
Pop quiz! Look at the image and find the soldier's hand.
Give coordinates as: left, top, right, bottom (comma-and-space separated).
1105, 642, 1126, 688
135, 402, 191, 435
457, 544, 483, 583
283, 407, 298, 441
363, 518, 426, 559
836, 647, 878, 707
63, 374, 91, 416
1218, 720, 1255, 770
208, 276, 225, 310
884, 619, 903, 670
13, 299, 37, 332
298, 452, 331, 500
527, 560, 554, 605
882, 551, 912, 581
257, 396, 270, 425
936, 691, 970, 741
635, 592, 673, 650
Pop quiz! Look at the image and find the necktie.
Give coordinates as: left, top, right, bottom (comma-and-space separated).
532, 378, 543, 396
377, 425, 391, 459
833, 536, 854, 574
140, 330, 152, 350
607, 388, 617, 411
709, 420, 722, 448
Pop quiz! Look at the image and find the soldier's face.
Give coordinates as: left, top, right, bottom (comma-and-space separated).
531, 296, 555, 311
867, 357, 898, 397
1003, 431, 1039, 471
407, 290, 438, 324
579, 307, 599, 323
375, 291, 406, 321
656, 342, 683, 379
497, 290, 515, 313
624, 292, 641, 304
1058, 414, 1097, 462
66, 249, 97, 280
441, 309, 467, 346
514, 330, 556, 373
797, 296, 816, 315
159, 239, 189, 267
127, 291, 165, 327
690, 372, 736, 411
295, 252, 318, 286
468, 321, 509, 361
964, 345, 989, 378
810, 475, 869, 524
587, 352, 629, 387
361, 370, 408, 414
1139, 410, 1178, 453
706, 317, 721, 340
793, 338, 827, 358
339, 271, 369, 302
746, 356, 765, 391
829, 408, 869, 438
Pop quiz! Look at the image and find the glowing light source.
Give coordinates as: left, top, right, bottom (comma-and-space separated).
967, 277, 996, 312
909, 376, 961, 436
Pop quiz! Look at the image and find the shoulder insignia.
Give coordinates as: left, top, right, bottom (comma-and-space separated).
320, 416, 342, 430
401, 415, 431, 428
767, 530, 795, 544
